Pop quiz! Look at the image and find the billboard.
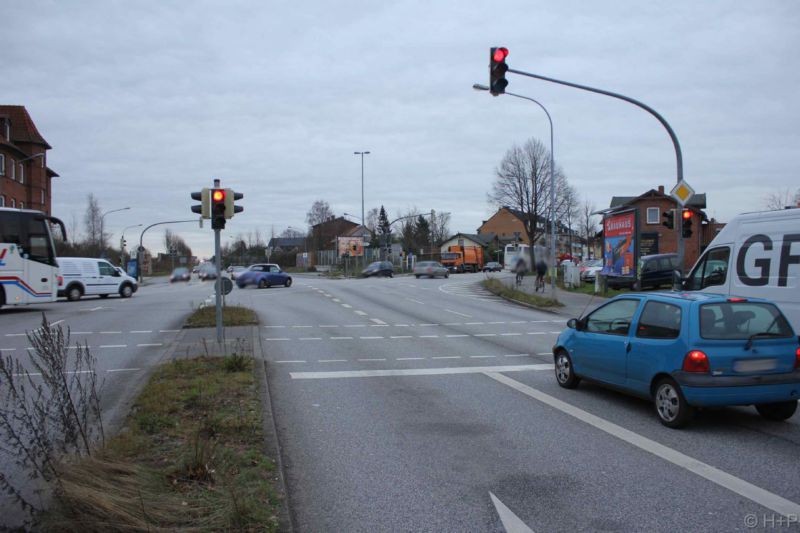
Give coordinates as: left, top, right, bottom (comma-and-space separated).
337, 236, 364, 257
601, 210, 636, 277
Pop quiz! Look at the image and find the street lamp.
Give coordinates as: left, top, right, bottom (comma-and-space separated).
473, 83, 557, 295
353, 151, 370, 229
120, 223, 142, 266
100, 207, 131, 252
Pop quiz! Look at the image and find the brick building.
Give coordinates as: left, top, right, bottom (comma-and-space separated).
477, 206, 532, 244
0, 106, 58, 214
607, 185, 722, 270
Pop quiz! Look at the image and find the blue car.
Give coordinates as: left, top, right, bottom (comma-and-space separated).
553, 292, 800, 428
236, 263, 292, 289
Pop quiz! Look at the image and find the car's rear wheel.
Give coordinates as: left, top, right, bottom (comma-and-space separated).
554, 350, 580, 389
755, 400, 798, 421
258, 279, 269, 289
285, 278, 292, 288
415, 275, 420, 279
653, 378, 693, 428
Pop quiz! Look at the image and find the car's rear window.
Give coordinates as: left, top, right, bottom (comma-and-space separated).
699, 302, 794, 340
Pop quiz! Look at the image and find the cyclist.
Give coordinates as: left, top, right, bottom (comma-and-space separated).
535, 259, 547, 291
514, 260, 526, 286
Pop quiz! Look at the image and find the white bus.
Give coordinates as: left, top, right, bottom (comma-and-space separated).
503, 243, 531, 271
0, 208, 66, 307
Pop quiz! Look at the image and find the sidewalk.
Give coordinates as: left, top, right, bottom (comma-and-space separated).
514, 275, 607, 319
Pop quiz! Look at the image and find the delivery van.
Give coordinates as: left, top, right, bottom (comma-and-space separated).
682, 208, 799, 330
57, 257, 138, 301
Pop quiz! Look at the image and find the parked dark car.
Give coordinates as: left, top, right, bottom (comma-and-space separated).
482, 261, 502, 272
608, 253, 678, 290
236, 263, 292, 289
362, 261, 394, 278
169, 267, 191, 282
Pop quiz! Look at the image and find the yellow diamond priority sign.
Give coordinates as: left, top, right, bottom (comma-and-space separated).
670, 180, 695, 206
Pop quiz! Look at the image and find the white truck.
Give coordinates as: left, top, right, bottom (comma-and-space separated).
682, 208, 799, 331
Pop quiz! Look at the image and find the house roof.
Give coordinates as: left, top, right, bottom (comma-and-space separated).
311, 216, 358, 230
268, 237, 305, 248
445, 232, 494, 246
610, 189, 706, 209
0, 106, 52, 149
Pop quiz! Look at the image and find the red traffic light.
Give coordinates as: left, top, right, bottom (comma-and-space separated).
493, 47, 509, 63
212, 189, 225, 203
682, 209, 692, 220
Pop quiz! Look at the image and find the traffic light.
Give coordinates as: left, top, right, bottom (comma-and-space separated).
662, 209, 675, 230
191, 188, 210, 218
120, 237, 126, 249
682, 209, 693, 238
489, 47, 509, 96
223, 189, 244, 219
211, 188, 226, 230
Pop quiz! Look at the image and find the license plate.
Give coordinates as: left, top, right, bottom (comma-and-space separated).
733, 358, 778, 373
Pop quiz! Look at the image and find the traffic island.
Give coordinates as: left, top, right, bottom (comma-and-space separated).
41, 355, 283, 531
482, 278, 562, 310
184, 305, 259, 328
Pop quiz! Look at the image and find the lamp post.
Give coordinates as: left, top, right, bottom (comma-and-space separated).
473, 83, 557, 295
353, 151, 370, 229
100, 206, 131, 253
120, 223, 142, 266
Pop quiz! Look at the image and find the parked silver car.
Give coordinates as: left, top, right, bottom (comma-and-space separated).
413, 261, 449, 279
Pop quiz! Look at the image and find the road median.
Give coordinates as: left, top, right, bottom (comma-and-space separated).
482, 278, 562, 312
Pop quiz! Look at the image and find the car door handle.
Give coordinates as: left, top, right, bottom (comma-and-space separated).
625, 342, 632, 353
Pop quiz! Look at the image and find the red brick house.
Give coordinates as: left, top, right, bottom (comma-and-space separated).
0, 106, 58, 214
607, 185, 721, 270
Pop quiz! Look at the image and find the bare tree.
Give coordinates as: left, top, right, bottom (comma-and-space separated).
164, 229, 192, 257
365, 207, 379, 235
558, 184, 580, 258
83, 194, 105, 252
280, 227, 304, 238
579, 198, 599, 259
763, 187, 800, 210
305, 200, 334, 228
430, 210, 451, 246
489, 138, 566, 265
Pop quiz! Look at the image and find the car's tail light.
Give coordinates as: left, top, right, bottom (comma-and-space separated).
682, 350, 709, 373
727, 297, 747, 303
57, 275, 63, 287
795, 347, 800, 369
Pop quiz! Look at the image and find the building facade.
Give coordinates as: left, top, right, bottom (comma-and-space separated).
0, 106, 58, 214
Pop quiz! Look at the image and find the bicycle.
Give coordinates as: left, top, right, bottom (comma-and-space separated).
515, 270, 524, 287
534, 273, 545, 292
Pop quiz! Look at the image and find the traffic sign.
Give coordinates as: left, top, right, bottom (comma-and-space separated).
216, 277, 233, 295
137, 245, 145, 253
670, 180, 695, 206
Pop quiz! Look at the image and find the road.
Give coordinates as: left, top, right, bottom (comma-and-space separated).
228, 272, 800, 533
2, 272, 799, 531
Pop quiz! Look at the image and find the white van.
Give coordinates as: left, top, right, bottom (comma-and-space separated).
57, 257, 139, 301
682, 208, 800, 331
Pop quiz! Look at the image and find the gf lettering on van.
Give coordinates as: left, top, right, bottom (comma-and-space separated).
736, 233, 800, 287
0, 248, 7, 267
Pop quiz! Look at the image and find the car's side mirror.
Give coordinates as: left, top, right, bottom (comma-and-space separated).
567, 318, 579, 330
672, 270, 684, 291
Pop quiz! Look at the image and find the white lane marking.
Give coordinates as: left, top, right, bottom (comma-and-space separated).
107, 368, 141, 373
419, 335, 440, 338
528, 332, 546, 335
488, 321, 505, 325
511, 321, 527, 324
443, 322, 461, 326
265, 338, 291, 341
390, 336, 413, 339
445, 309, 471, 318
358, 358, 387, 362
292, 325, 313, 328
394, 324, 410, 327
264, 325, 286, 328
354, 310, 368, 316
531, 320, 549, 323
446, 334, 469, 338
471, 355, 496, 359
88, 306, 104, 311
432, 356, 461, 360
484, 372, 800, 520
319, 325, 338, 328
370, 318, 388, 325
319, 359, 347, 363
419, 323, 439, 327
299, 337, 322, 341
397, 357, 425, 361
72, 331, 92, 334
160, 329, 180, 333
0, 348, 17, 352
136, 343, 163, 347
504, 354, 530, 358
332, 298, 341, 303
341, 304, 353, 309
5, 334, 26, 337
100, 331, 122, 334
360, 336, 384, 340
549, 331, 562, 334
536, 352, 551, 356
474, 333, 496, 337
344, 324, 365, 328
501, 333, 522, 337
131, 330, 153, 333
276, 360, 306, 363
323, 294, 332, 298
291, 364, 552, 380
331, 336, 353, 340
99, 345, 126, 348
489, 492, 535, 533
407, 298, 426, 305
550, 320, 563, 324
465, 322, 484, 325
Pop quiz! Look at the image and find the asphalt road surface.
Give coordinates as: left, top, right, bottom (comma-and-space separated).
2, 272, 799, 532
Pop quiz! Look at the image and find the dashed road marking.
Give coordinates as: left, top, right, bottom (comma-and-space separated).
299, 337, 322, 341
341, 304, 353, 309
319, 359, 347, 363
131, 330, 153, 333
406, 298, 425, 305
354, 310, 368, 316
291, 364, 552, 380
331, 336, 353, 340
445, 309, 471, 318
265, 338, 291, 341
99, 344, 126, 348
136, 343, 163, 347
370, 318, 388, 325
276, 360, 306, 363
391, 336, 413, 339
360, 336, 384, 340
474, 333, 496, 337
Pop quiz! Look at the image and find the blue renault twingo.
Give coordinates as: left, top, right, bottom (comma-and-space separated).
553, 292, 800, 428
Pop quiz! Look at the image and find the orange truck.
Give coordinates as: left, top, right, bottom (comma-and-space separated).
440, 245, 485, 273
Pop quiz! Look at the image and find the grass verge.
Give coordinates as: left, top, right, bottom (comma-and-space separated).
185, 305, 259, 328
558, 281, 625, 298
41, 355, 281, 531
482, 278, 563, 308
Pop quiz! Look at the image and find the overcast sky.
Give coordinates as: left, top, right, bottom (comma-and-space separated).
4, 1, 799, 258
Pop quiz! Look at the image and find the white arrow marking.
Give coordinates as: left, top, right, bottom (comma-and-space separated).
489, 492, 535, 533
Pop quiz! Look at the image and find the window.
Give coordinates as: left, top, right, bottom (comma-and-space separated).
40, 190, 45, 205
700, 302, 793, 340
0, 196, 4, 207
0, 153, 4, 175
18, 202, 23, 210
585, 299, 640, 335
10, 159, 15, 180
636, 301, 682, 339
687, 247, 730, 290
98, 262, 117, 276
646, 207, 660, 224
18, 164, 23, 184
4, 121, 9, 141
10, 199, 15, 208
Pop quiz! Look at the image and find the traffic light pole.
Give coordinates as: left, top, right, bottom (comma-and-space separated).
506, 67, 686, 272
214, 227, 223, 344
